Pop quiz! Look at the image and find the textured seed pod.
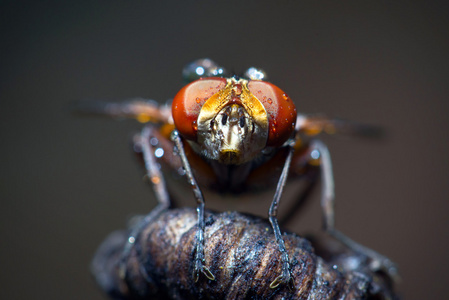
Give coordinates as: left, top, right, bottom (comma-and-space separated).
91, 208, 398, 299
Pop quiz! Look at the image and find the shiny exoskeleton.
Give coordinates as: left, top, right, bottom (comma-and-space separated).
91, 208, 399, 299
79, 59, 397, 290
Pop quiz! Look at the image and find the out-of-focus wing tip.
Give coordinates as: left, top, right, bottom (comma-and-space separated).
70, 99, 172, 124
70, 100, 113, 117
297, 114, 386, 139
333, 119, 386, 139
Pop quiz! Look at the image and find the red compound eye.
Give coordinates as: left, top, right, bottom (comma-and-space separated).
247, 81, 297, 147
172, 77, 227, 140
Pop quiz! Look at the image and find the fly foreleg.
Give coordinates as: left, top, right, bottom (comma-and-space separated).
119, 125, 171, 280
268, 144, 295, 289
309, 140, 398, 279
171, 130, 215, 282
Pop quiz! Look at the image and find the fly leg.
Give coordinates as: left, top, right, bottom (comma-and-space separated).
119, 125, 171, 279
310, 140, 398, 278
309, 140, 335, 230
268, 144, 295, 289
171, 130, 215, 282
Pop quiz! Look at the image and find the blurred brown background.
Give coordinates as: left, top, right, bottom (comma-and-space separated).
1, 1, 448, 299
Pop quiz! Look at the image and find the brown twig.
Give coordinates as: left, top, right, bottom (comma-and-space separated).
91, 208, 398, 300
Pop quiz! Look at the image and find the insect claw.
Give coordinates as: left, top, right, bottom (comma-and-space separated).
118, 263, 126, 280
193, 269, 200, 283
193, 263, 215, 282
270, 269, 294, 289
269, 275, 283, 289
202, 266, 215, 281
287, 277, 295, 291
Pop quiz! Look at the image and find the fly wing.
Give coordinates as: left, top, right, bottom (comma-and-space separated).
296, 114, 385, 139
71, 99, 173, 124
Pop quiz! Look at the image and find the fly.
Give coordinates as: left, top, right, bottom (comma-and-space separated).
77, 58, 397, 289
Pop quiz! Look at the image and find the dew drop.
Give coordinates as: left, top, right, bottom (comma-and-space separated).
311, 149, 320, 160
195, 66, 205, 76
196, 97, 201, 103
155, 148, 164, 158
192, 120, 198, 131
177, 167, 186, 176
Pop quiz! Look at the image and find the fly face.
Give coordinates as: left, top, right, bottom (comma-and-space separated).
201, 104, 259, 164
172, 76, 297, 165
196, 77, 269, 164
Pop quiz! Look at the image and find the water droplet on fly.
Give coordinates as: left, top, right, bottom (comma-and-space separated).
192, 120, 198, 131
196, 97, 201, 103
311, 149, 320, 160
195, 66, 205, 76
155, 148, 164, 158
267, 98, 272, 104
177, 167, 186, 176
234, 84, 242, 95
